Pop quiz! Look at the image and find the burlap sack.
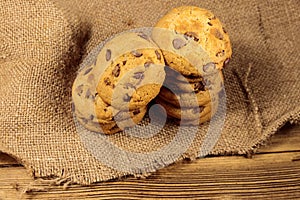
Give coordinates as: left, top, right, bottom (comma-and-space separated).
0, 0, 299, 185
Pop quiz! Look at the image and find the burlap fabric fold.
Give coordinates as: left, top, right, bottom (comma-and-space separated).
0, 0, 299, 185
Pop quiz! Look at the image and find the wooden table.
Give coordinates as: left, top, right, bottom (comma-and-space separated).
1, 125, 299, 199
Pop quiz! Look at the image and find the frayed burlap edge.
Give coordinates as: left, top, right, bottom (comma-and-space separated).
1, 104, 299, 194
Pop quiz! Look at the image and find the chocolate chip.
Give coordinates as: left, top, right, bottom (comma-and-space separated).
194, 82, 205, 93
216, 50, 225, 57
89, 115, 94, 120
133, 109, 140, 115
155, 50, 161, 60
133, 71, 144, 80
122, 60, 127, 65
172, 38, 187, 49
76, 85, 84, 96
199, 106, 205, 113
112, 64, 120, 77
104, 77, 111, 85
124, 82, 136, 89
214, 29, 224, 40
106, 49, 111, 61
138, 32, 148, 40
224, 58, 230, 67
144, 61, 153, 68
131, 50, 143, 57
184, 32, 199, 42
84, 67, 93, 75
207, 22, 213, 26
203, 62, 216, 72
81, 117, 88, 124
123, 94, 131, 102
87, 74, 94, 83
85, 89, 91, 99
222, 27, 227, 33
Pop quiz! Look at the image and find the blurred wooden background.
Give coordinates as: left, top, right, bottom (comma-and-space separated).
0, 124, 299, 199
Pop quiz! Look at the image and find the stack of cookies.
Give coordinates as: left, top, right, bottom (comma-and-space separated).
72, 32, 165, 134
152, 6, 232, 125
72, 6, 232, 134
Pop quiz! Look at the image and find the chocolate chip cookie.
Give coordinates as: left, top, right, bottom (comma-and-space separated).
72, 31, 165, 134
152, 6, 229, 125
152, 6, 232, 75
96, 32, 165, 110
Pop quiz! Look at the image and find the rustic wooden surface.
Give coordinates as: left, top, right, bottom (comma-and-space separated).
0, 124, 299, 200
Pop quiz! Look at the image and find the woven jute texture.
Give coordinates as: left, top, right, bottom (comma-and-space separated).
0, 0, 299, 185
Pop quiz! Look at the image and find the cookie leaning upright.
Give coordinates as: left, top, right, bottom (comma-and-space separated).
72, 31, 165, 134
152, 6, 232, 125
96, 32, 165, 110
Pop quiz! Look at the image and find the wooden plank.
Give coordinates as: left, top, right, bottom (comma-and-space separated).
0, 126, 300, 200
258, 124, 300, 153
0, 151, 299, 199
0, 153, 19, 166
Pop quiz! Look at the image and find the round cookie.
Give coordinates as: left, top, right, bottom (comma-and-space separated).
96, 32, 165, 110
152, 6, 232, 76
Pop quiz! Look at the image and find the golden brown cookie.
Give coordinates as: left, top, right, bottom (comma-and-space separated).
152, 6, 232, 76
96, 32, 165, 110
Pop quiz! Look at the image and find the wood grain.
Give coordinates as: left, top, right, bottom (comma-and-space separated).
258, 124, 300, 153
0, 125, 299, 199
